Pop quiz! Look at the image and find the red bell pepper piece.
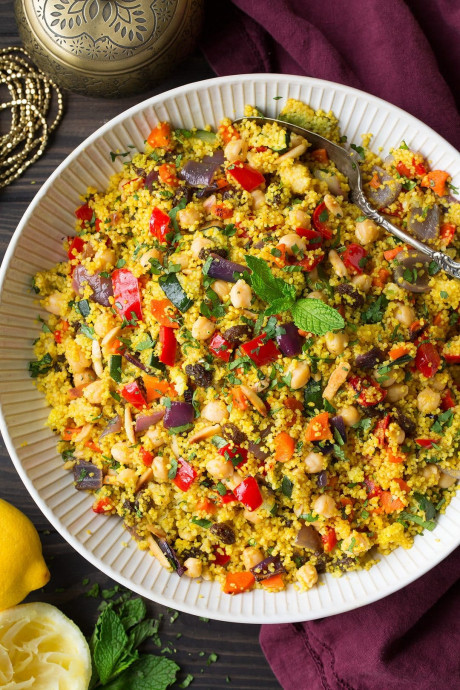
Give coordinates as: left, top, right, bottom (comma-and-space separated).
444, 353, 460, 364
312, 202, 333, 239
349, 375, 387, 407
173, 458, 197, 492
213, 546, 231, 566
120, 380, 148, 409
208, 332, 233, 362
227, 163, 265, 192
374, 414, 391, 446
92, 497, 113, 514
159, 326, 177, 366
441, 389, 456, 410
112, 268, 143, 323
218, 444, 248, 469
415, 438, 437, 448
241, 334, 280, 367
233, 477, 263, 511
440, 223, 456, 246
363, 476, 383, 499
295, 227, 324, 246
67, 236, 86, 260
75, 203, 93, 222
149, 206, 172, 243
415, 343, 440, 378
218, 490, 238, 504
413, 158, 427, 176
140, 447, 154, 467
321, 527, 337, 553
342, 243, 368, 274
396, 161, 412, 178
296, 251, 325, 272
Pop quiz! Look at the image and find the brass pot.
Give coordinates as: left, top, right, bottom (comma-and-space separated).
15, 0, 203, 97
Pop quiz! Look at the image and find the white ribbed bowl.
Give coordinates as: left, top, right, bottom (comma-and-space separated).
1, 74, 459, 624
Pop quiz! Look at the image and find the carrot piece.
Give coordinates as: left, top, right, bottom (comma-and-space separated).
216, 178, 229, 189
311, 148, 328, 164
305, 412, 332, 442
218, 123, 239, 144
274, 431, 295, 462
393, 477, 410, 492
105, 337, 124, 355
383, 246, 405, 261
147, 122, 173, 149
262, 574, 285, 591
62, 426, 82, 440
271, 243, 287, 268
369, 172, 381, 189
380, 491, 405, 513
142, 375, 175, 402
223, 572, 255, 594
158, 163, 179, 187
150, 298, 179, 328
389, 345, 409, 360
372, 268, 390, 288
196, 498, 217, 515
387, 451, 406, 464
85, 440, 102, 453
284, 397, 304, 412
211, 202, 233, 219
231, 387, 248, 411
440, 223, 456, 246
433, 312, 445, 327
421, 170, 449, 196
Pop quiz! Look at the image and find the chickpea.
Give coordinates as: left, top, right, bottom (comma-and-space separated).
388, 423, 405, 445
417, 387, 441, 414
191, 236, 212, 257
184, 557, 202, 578
243, 508, 263, 524
324, 193, 343, 217
395, 304, 416, 328
289, 207, 310, 229
224, 138, 248, 163
307, 291, 328, 303
324, 331, 348, 356
171, 252, 189, 270
65, 342, 92, 373
145, 427, 166, 448
230, 280, 252, 309
140, 247, 163, 269
380, 375, 396, 389
192, 316, 215, 341
242, 547, 264, 571
152, 456, 169, 483
312, 494, 338, 518
430, 373, 447, 392
296, 563, 318, 590
351, 274, 372, 292
111, 442, 130, 464
44, 291, 67, 316
82, 379, 105, 405
93, 313, 117, 338
117, 468, 138, 485
201, 400, 228, 423
212, 280, 231, 302
439, 471, 457, 489
342, 531, 372, 556
287, 361, 311, 390
279, 233, 307, 256
328, 250, 348, 278
177, 206, 202, 228
304, 451, 327, 474
73, 369, 96, 387
421, 464, 440, 482
251, 189, 266, 209
338, 405, 360, 427
94, 247, 116, 271
386, 383, 409, 403
206, 457, 234, 479
355, 218, 380, 245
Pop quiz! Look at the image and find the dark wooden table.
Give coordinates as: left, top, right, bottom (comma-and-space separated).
0, 4, 281, 687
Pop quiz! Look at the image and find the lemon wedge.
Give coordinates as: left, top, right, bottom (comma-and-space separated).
0, 602, 92, 689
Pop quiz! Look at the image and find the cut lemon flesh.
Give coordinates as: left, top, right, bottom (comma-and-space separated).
0, 602, 91, 689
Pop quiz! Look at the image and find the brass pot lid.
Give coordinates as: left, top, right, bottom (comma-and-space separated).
21, 0, 188, 75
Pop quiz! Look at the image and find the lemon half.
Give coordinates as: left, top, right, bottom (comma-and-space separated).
0, 602, 92, 689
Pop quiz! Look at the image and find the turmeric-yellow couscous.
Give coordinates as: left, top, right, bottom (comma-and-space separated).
30, 99, 459, 593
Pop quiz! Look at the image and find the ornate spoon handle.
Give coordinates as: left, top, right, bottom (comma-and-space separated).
351, 189, 460, 279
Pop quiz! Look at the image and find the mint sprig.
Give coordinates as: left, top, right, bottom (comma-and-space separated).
244, 254, 344, 336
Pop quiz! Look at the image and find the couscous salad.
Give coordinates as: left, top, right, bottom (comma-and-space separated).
29, 99, 460, 594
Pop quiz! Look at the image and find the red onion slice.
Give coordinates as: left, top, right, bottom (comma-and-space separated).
72, 265, 113, 307
135, 410, 165, 433
99, 415, 122, 439
179, 150, 224, 187
163, 402, 194, 429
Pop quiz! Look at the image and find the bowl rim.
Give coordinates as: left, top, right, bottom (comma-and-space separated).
1, 72, 458, 623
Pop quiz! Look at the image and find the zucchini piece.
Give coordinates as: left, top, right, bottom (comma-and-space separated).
270, 130, 291, 154
110, 354, 122, 383
193, 130, 218, 144
159, 272, 193, 313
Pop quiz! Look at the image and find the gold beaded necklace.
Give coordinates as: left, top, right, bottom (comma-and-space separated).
0, 47, 63, 189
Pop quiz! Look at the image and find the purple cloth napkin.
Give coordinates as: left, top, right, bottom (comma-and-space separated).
202, 3, 460, 686
201, 0, 460, 149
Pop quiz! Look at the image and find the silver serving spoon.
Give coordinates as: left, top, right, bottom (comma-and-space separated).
233, 116, 460, 279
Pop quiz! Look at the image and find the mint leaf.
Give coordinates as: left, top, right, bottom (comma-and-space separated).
292, 299, 344, 336
93, 607, 130, 684
127, 618, 160, 651
103, 654, 179, 690
398, 511, 436, 531
264, 297, 294, 317
245, 255, 296, 306
118, 597, 146, 631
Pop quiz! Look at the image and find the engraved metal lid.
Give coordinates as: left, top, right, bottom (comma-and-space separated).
15, 0, 203, 97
